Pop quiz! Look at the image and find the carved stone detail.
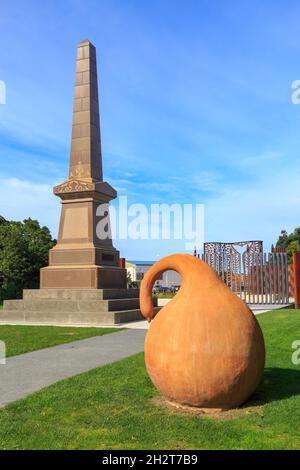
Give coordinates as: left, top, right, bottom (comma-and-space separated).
53, 179, 95, 194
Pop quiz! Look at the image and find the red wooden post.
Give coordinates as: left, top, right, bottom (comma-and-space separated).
293, 252, 300, 309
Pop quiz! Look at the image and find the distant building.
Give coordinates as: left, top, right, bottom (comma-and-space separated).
126, 260, 181, 288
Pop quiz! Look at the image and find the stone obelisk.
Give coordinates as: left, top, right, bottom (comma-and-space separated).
41, 39, 126, 289
0, 39, 159, 326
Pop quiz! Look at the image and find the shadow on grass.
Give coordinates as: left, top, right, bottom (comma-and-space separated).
249, 367, 300, 406
151, 368, 300, 421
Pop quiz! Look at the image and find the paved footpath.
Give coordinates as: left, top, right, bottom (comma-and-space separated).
0, 306, 283, 408
0, 329, 146, 408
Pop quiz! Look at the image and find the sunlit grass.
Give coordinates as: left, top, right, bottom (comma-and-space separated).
0, 325, 123, 357
0, 309, 299, 449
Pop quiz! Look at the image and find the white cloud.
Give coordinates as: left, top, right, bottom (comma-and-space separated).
0, 178, 59, 237
205, 166, 300, 250
0, 166, 299, 260
237, 150, 284, 169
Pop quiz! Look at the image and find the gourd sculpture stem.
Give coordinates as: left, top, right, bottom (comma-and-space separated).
140, 254, 265, 410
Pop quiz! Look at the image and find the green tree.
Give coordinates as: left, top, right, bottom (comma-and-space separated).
126, 271, 132, 288
126, 271, 140, 289
276, 227, 300, 263
0, 216, 56, 301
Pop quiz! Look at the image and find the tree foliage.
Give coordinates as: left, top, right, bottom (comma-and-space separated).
276, 227, 300, 263
0, 216, 56, 301
126, 271, 140, 289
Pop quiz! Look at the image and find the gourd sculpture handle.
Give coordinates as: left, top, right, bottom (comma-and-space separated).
140, 254, 188, 322
140, 254, 265, 410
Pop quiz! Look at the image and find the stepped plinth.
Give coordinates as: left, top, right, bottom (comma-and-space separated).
0, 39, 150, 326
0, 289, 159, 326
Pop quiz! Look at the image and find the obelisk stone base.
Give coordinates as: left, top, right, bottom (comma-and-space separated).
0, 289, 159, 326
41, 265, 127, 289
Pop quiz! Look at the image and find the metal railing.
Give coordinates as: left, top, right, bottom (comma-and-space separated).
202, 251, 290, 305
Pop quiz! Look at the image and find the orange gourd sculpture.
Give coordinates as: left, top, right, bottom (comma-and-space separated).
140, 254, 265, 410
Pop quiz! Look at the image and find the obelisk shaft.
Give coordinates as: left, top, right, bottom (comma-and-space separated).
40, 39, 126, 289
69, 39, 102, 181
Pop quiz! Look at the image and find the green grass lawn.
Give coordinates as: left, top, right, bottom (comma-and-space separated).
0, 309, 299, 449
0, 325, 122, 357
153, 292, 176, 299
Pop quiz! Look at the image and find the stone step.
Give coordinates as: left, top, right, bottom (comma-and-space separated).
0, 307, 161, 326
23, 288, 140, 301
3, 297, 152, 313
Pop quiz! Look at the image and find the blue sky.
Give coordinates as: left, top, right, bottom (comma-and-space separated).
0, 0, 300, 259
